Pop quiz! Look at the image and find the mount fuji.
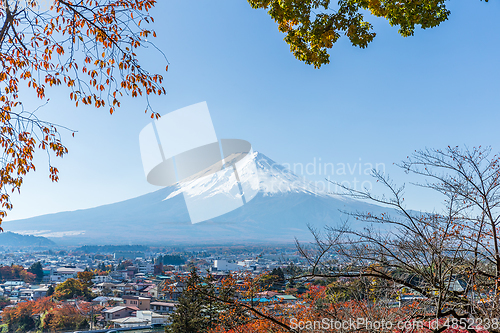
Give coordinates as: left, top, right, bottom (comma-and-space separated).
4, 152, 390, 245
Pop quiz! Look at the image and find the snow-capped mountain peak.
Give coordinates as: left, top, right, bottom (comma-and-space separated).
165, 151, 329, 201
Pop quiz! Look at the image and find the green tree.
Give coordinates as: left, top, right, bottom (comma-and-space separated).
248, 0, 489, 68
53, 278, 93, 301
27, 261, 43, 283
157, 254, 186, 265
77, 271, 94, 288
46, 284, 55, 297
167, 269, 224, 333
167, 269, 206, 333
271, 267, 284, 281
259, 268, 285, 291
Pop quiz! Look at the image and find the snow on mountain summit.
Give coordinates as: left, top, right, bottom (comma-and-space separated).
252, 152, 327, 196
165, 151, 330, 201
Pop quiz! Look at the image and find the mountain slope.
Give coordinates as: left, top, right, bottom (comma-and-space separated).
0, 231, 55, 247
3, 152, 390, 245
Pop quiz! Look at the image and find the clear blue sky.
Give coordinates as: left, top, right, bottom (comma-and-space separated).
6, 0, 500, 221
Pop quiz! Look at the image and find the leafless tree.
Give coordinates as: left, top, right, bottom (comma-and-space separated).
296, 146, 500, 333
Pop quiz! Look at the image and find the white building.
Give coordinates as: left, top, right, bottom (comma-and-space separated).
137, 262, 154, 275
111, 317, 148, 328
213, 260, 244, 272
136, 310, 169, 325
19, 289, 34, 301
150, 301, 176, 314
33, 286, 49, 300
92, 275, 113, 284
50, 266, 84, 282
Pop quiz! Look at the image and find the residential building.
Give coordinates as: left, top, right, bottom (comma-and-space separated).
50, 266, 84, 282
102, 306, 138, 321
136, 310, 169, 325
33, 286, 49, 300
122, 295, 150, 310
150, 301, 176, 314
111, 317, 148, 328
